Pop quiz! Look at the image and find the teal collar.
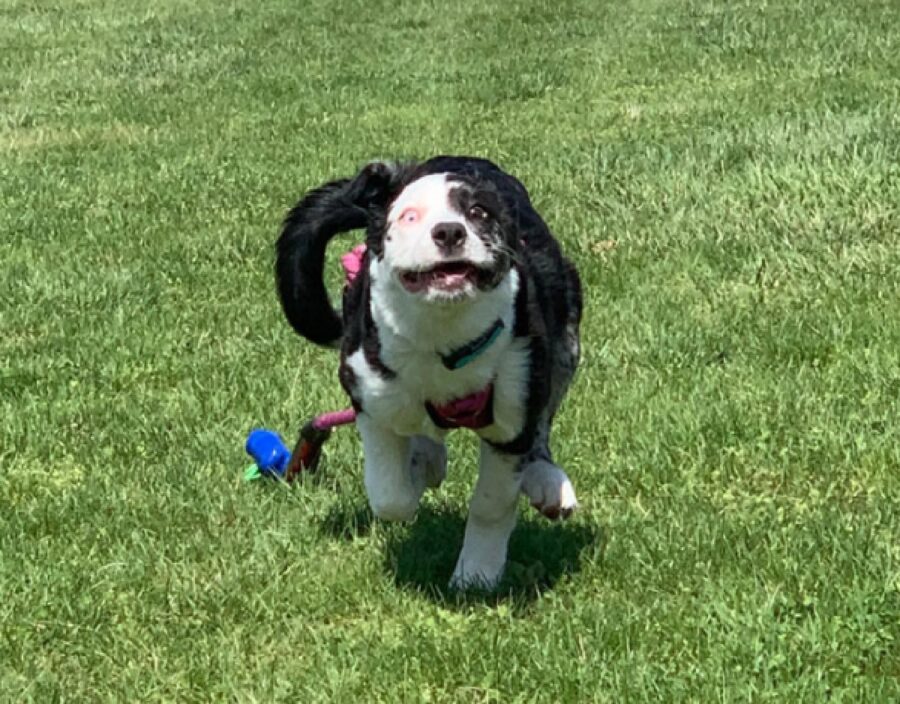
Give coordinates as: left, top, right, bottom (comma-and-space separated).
440, 319, 505, 370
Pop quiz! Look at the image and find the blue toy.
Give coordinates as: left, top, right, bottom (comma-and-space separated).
243, 422, 335, 482
244, 429, 291, 481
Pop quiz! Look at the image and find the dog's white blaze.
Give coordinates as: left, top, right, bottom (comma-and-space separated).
387, 173, 458, 225
384, 173, 491, 272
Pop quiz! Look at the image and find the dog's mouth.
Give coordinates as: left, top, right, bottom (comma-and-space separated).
399, 261, 482, 294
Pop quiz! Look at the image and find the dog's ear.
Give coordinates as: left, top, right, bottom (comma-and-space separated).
345, 160, 418, 211
351, 160, 420, 258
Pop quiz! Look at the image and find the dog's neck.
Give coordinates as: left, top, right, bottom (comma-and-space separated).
368, 263, 518, 360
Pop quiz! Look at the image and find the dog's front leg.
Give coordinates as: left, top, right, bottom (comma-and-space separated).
450, 442, 522, 590
357, 413, 420, 522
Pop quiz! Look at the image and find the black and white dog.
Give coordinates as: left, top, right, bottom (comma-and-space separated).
276, 156, 582, 589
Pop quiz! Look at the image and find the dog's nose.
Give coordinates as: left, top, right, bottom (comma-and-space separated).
431, 222, 467, 252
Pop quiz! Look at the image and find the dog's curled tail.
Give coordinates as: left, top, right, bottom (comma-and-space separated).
276, 162, 408, 347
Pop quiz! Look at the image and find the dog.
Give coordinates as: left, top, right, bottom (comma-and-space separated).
276, 156, 582, 589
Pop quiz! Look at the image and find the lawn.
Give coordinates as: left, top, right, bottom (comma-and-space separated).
2, 0, 899, 700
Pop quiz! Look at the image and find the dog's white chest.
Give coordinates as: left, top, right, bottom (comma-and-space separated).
346, 340, 497, 436
346, 264, 528, 440
346, 328, 531, 442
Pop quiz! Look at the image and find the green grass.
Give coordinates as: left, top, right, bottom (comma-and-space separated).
2, 0, 899, 700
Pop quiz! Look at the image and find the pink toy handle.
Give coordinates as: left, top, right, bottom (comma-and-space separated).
311, 408, 357, 431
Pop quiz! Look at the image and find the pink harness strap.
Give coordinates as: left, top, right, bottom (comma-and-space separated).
426, 384, 494, 430
341, 244, 367, 286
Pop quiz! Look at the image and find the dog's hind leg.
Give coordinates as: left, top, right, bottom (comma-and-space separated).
357, 414, 423, 522
520, 322, 580, 520
519, 411, 578, 520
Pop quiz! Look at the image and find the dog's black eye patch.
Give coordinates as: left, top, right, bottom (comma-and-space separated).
448, 183, 502, 221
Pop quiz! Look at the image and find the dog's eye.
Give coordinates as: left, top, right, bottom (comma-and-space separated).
468, 205, 489, 220
399, 207, 421, 225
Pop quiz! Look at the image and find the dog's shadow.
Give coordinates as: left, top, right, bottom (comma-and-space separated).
319, 499, 604, 606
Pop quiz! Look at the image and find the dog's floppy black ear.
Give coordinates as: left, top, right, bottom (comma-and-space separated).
347, 160, 419, 211
276, 160, 417, 346
346, 161, 396, 207
351, 160, 421, 258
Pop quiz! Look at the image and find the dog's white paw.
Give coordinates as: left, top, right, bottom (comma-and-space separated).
367, 491, 419, 522
408, 436, 447, 490
520, 460, 577, 520
449, 554, 505, 591
449, 512, 515, 591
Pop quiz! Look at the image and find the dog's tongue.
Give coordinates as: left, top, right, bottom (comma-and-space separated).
402, 263, 474, 292
431, 268, 471, 289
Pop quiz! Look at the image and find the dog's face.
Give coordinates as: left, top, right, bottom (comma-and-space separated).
373, 172, 516, 304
